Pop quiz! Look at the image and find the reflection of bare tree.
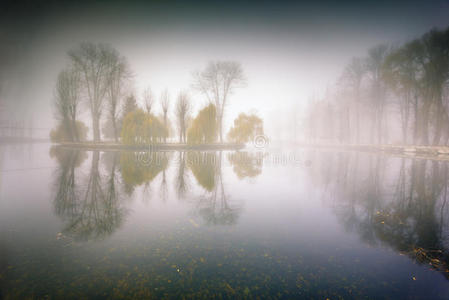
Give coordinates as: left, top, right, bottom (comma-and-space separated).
227, 151, 263, 179
188, 152, 217, 191
307, 151, 449, 278
142, 181, 153, 204
190, 151, 241, 226
159, 152, 170, 202
175, 151, 190, 200
51, 148, 87, 219
52, 149, 127, 241
141, 152, 171, 203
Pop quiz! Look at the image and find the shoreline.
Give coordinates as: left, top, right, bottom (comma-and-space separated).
51, 142, 449, 161
55, 142, 246, 151
297, 143, 449, 161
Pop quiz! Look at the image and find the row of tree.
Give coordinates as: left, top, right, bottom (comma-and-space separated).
52, 42, 263, 145
303, 26, 449, 146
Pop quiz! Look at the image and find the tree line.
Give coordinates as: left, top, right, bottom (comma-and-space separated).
303, 26, 449, 146
51, 42, 264, 145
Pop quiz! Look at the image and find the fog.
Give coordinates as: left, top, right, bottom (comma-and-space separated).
5, 2, 449, 298
1, 0, 449, 141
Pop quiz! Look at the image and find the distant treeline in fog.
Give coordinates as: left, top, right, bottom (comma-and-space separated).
52, 43, 263, 145
303, 27, 449, 146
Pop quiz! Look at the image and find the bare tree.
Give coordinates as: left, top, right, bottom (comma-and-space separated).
341, 57, 366, 143
69, 43, 114, 142
175, 91, 191, 143
143, 87, 154, 115
54, 67, 81, 142
160, 89, 170, 143
105, 50, 131, 142
193, 61, 246, 142
383, 43, 421, 144
365, 44, 390, 144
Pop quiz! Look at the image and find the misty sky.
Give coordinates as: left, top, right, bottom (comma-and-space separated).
1, 0, 449, 138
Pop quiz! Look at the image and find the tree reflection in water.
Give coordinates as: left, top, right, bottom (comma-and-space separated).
159, 152, 171, 202
50, 147, 87, 221
119, 151, 168, 197
51, 148, 128, 241
52, 149, 263, 237
175, 151, 190, 200
188, 151, 263, 226
306, 151, 449, 278
227, 151, 263, 179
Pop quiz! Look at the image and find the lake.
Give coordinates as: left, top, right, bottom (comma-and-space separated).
1, 143, 449, 299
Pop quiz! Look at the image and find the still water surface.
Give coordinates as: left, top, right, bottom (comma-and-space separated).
1, 144, 449, 299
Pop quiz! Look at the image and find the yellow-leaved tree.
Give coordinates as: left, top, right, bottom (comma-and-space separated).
227, 113, 264, 143
50, 120, 88, 143
187, 103, 217, 144
121, 109, 167, 145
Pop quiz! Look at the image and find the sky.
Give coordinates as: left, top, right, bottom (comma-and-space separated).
1, 0, 449, 139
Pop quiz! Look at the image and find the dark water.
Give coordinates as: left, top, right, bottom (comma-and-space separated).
1, 144, 449, 299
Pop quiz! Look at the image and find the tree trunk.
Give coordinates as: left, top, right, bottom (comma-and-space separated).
217, 114, 223, 143
370, 109, 376, 145
71, 118, 79, 142
355, 85, 360, 144
413, 93, 419, 144
112, 118, 118, 143
443, 114, 449, 145
420, 101, 431, 145
163, 115, 167, 143
179, 127, 182, 143
432, 92, 444, 146
64, 118, 74, 142
355, 101, 360, 144
92, 114, 101, 142
377, 103, 384, 145
346, 106, 351, 143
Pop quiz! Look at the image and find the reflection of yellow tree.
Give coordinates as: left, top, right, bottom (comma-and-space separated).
189, 151, 241, 225
227, 151, 263, 179
187, 152, 217, 191
50, 146, 87, 167
119, 151, 168, 194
